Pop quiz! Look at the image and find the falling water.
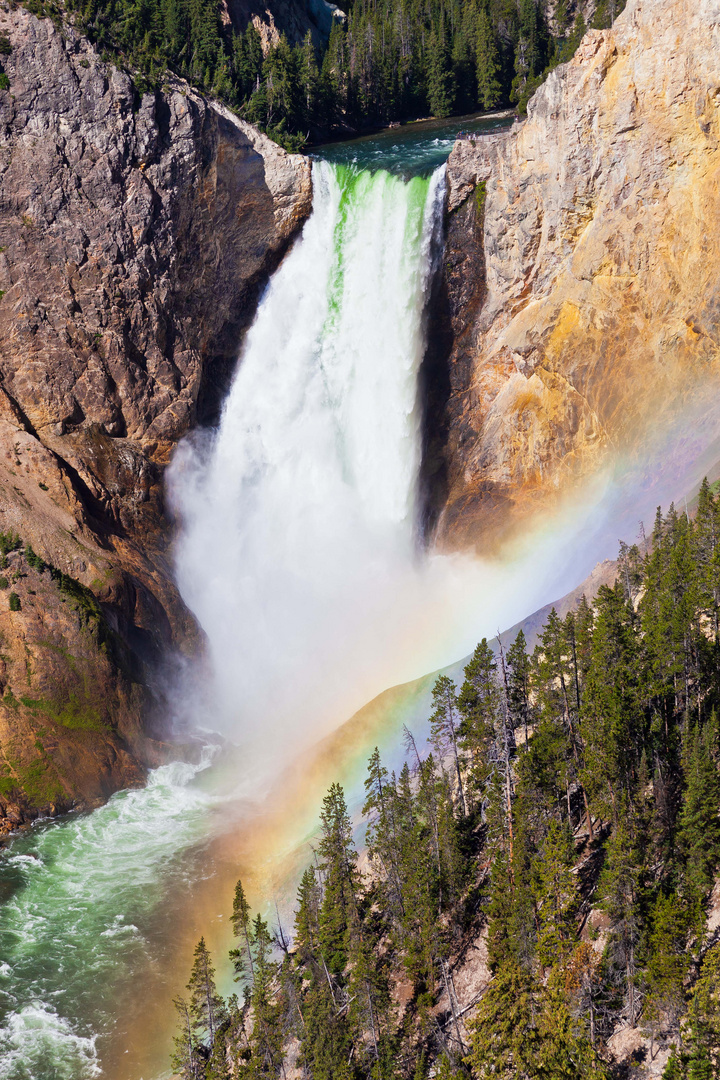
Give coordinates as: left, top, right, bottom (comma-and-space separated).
168, 162, 455, 766
166, 157, 620, 779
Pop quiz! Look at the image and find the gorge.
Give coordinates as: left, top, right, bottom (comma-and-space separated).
0, 0, 719, 1077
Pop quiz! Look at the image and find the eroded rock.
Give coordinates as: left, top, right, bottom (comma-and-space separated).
0, 6, 312, 816
430, 0, 720, 552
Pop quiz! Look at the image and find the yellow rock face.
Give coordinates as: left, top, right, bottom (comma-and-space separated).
436, 0, 720, 552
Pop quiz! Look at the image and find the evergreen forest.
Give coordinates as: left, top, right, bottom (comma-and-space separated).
171, 481, 720, 1079
20, 0, 627, 147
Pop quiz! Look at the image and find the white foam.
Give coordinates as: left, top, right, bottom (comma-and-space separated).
0, 1004, 100, 1080
0, 752, 218, 1078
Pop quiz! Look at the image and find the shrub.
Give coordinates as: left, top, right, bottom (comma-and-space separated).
24, 544, 45, 572
0, 36, 11, 54
474, 180, 487, 216
0, 74, 9, 91
0, 531, 20, 556
0, 577, 9, 590
9, 592, 21, 611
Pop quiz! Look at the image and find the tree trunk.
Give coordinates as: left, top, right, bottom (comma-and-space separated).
441, 958, 465, 1054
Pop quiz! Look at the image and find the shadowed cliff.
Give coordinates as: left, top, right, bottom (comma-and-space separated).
0, 5, 312, 824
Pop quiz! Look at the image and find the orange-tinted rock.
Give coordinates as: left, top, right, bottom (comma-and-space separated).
430, 0, 720, 552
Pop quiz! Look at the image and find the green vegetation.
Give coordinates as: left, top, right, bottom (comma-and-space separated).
0, 531, 21, 556
0, 762, 15, 798
173, 478, 720, 1077
24, 542, 105, 635
19, 693, 106, 732
17, 0, 625, 148
474, 180, 487, 216
5, 746, 64, 806
0, 542, 121, 742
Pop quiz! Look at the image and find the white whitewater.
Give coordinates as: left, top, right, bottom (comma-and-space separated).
170, 162, 451, 761
0, 755, 216, 1080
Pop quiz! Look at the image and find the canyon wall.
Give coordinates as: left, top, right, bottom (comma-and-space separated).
427, 0, 720, 552
0, 5, 312, 824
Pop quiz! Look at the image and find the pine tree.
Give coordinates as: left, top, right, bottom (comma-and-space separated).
684, 942, 720, 1073
363, 747, 405, 924
582, 583, 643, 820
299, 30, 319, 124
599, 814, 643, 1026
397, 758, 446, 986
246, 914, 283, 1076
426, 16, 456, 118
466, 956, 540, 1078
171, 995, 203, 1080
458, 639, 501, 799
186, 937, 225, 1060
533, 818, 579, 968
555, 0, 569, 32
317, 783, 360, 973
450, 0, 479, 112
506, 629, 531, 746
230, 878, 255, 985
535, 976, 609, 1078
429, 675, 467, 816
295, 865, 322, 958
694, 478, 720, 646
677, 721, 720, 915
644, 892, 690, 1035
475, 3, 501, 109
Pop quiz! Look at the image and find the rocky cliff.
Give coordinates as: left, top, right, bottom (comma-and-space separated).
426, 0, 720, 552
0, 5, 312, 826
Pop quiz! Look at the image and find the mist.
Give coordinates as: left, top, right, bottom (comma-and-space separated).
167, 159, 720, 786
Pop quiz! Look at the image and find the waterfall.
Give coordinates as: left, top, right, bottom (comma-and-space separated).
168, 162, 452, 763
